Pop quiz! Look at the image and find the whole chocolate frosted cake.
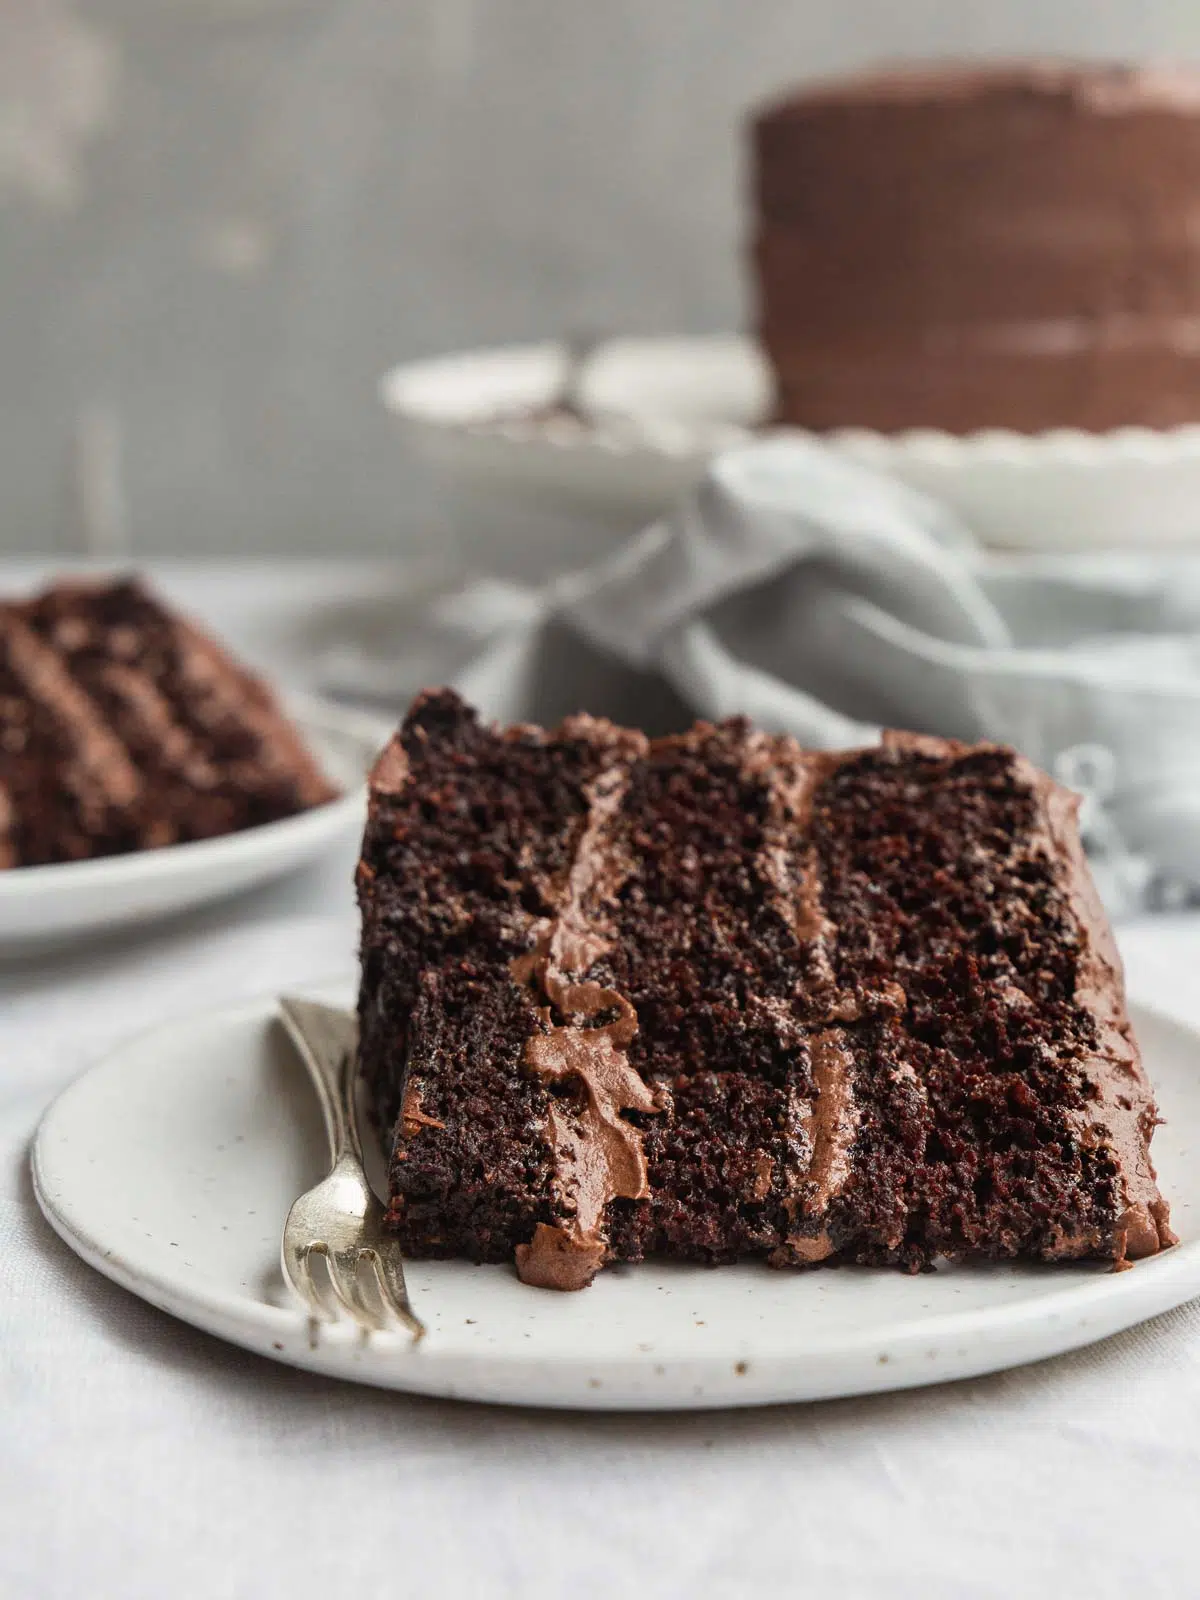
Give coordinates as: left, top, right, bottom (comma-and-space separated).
0, 577, 336, 867
357, 690, 1173, 1290
753, 61, 1200, 432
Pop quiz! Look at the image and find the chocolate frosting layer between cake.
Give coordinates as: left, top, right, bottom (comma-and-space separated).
780, 1030, 860, 1264
510, 734, 668, 1291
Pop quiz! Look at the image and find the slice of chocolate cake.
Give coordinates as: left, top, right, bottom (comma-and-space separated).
0, 577, 336, 867
358, 691, 1173, 1289
25, 578, 335, 849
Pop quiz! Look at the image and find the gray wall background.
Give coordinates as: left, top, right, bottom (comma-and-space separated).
4, 0, 1200, 558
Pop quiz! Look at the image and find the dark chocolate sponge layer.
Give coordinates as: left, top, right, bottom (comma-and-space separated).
359, 691, 1173, 1289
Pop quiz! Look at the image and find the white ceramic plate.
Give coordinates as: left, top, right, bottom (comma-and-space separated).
381, 334, 1200, 553
31, 980, 1200, 1411
0, 701, 387, 952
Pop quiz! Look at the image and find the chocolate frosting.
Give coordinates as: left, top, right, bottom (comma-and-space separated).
743, 732, 838, 963
368, 736, 409, 795
510, 729, 666, 1291
516, 994, 658, 1290
741, 733, 873, 1261
400, 1081, 445, 1139
777, 1029, 861, 1264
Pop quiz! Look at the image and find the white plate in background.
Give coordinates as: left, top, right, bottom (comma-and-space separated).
381, 336, 761, 525
31, 982, 1200, 1411
382, 334, 1200, 554
0, 699, 388, 951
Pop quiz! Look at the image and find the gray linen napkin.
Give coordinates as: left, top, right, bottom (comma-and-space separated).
328, 436, 1200, 904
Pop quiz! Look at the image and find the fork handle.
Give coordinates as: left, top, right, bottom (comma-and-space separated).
278, 997, 359, 1165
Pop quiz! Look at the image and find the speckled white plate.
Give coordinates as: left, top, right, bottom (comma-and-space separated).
30, 981, 1200, 1410
382, 334, 1200, 553
0, 700, 388, 952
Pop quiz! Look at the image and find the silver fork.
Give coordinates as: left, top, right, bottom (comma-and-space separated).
278, 996, 424, 1340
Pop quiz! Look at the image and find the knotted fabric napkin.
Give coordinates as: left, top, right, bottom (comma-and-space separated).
329, 436, 1200, 905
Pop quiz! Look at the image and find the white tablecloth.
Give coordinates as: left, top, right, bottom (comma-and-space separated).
4, 565, 1200, 1600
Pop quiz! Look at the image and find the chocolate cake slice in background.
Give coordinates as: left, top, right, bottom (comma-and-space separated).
0, 605, 145, 867
358, 690, 1173, 1290
0, 576, 337, 868
26, 578, 335, 849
